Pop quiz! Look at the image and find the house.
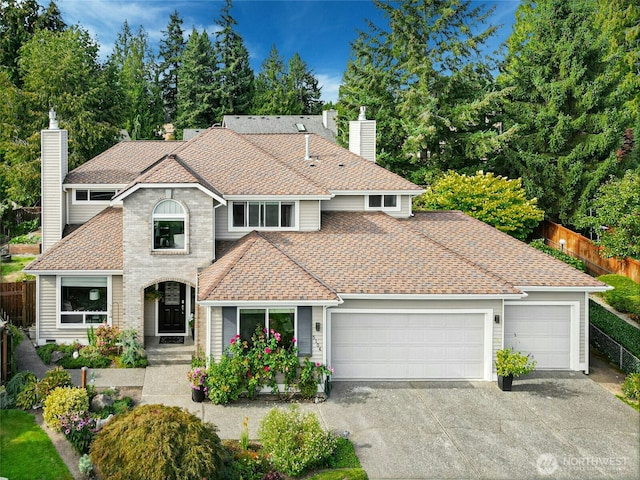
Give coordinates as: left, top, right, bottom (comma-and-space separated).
25, 109, 608, 381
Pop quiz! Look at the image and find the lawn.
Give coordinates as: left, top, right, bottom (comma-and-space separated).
0, 409, 73, 480
0, 255, 36, 282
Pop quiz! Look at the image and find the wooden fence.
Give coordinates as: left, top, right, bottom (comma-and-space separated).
0, 280, 36, 328
541, 221, 640, 283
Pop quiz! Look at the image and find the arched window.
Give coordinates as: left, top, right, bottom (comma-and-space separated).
153, 200, 186, 250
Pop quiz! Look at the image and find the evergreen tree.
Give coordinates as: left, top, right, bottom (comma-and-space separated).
109, 22, 164, 140
337, 0, 505, 184
253, 45, 288, 115
212, 0, 254, 119
175, 29, 217, 132
0, 0, 66, 85
497, 0, 636, 224
253, 45, 322, 115
0, 27, 120, 205
158, 10, 185, 123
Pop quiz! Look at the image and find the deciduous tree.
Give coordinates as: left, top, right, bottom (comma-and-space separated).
414, 170, 544, 240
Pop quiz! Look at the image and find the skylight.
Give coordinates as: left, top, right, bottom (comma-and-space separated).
295, 123, 307, 132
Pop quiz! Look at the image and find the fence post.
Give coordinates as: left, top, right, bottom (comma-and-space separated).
1, 328, 7, 383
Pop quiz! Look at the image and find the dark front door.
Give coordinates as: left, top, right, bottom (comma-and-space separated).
158, 281, 186, 333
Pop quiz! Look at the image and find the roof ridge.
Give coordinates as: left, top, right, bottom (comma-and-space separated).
256, 231, 339, 298
170, 154, 224, 198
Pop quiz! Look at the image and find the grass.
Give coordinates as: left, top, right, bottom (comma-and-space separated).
0, 255, 36, 282
597, 274, 640, 317
306, 468, 369, 480
0, 410, 73, 480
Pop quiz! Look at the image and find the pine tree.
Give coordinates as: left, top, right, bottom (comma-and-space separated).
158, 10, 185, 123
337, 0, 504, 184
109, 22, 164, 140
212, 0, 254, 120
286, 53, 322, 115
175, 29, 217, 133
497, 0, 636, 224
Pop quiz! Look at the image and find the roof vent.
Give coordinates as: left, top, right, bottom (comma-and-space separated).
304, 134, 311, 160
48, 108, 59, 130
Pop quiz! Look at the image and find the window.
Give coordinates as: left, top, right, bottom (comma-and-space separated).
153, 200, 186, 250
231, 201, 295, 229
366, 194, 399, 211
74, 189, 117, 202
239, 308, 296, 350
60, 276, 108, 326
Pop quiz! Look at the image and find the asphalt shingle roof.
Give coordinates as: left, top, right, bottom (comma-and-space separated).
405, 211, 606, 288
222, 115, 336, 141
25, 207, 122, 272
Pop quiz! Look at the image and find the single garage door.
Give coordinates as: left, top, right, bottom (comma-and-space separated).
330, 311, 488, 380
504, 304, 572, 369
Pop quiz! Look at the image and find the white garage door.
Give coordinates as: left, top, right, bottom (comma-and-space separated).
504, 304, 572, 369
330, 311, 488, 380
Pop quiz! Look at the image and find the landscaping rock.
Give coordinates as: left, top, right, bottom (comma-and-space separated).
91, 393, 114, 412
50, 351, 64, 364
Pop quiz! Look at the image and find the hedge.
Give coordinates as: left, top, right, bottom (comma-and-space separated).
590, 300, 640, 358
529, 239, 586, 271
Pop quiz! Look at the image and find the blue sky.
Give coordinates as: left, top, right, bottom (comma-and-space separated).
44, 0, 521, 102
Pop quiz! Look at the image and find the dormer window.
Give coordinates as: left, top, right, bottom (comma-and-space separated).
366, 194, 400, 211
74, 189, 117, 203
153, 199, 187, 251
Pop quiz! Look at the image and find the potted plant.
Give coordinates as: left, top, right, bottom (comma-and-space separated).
495, 348, 537, 391
187, 367, 208, 402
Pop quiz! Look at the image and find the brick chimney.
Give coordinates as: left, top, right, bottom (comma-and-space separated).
40, 109, 68, 252
348, 106, 376, 162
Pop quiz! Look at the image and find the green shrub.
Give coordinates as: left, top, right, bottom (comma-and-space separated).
15, 381, 39, 409
43, 386, 89, 431
58, 346, 112, 369
597, 274, 640, 316
590, 300, 640, 358
9, 232, 41, 244
258, 405, 337, 476
37, 343, 58, 364
37, 367, 73, 401
6, 371, 37, 398
116, 328, 148, 368
91, 404, 228, 480
11, 218, 39, 236
323, 437, 362, 469
529, 239, 586, 271
306, 469, 369, 480
95, 323, 120, 356
622, 373, 640, 401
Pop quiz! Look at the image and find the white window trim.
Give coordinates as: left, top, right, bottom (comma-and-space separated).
237, 307, 298, 345
72, 188, 118, 205
228, 200, 299, 232
364, 194, 401, 212
56, 276, 112, 328
151, 199, 188, 253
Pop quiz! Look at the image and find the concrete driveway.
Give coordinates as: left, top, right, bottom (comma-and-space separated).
142, 368, 639, 479
320, 373, 639, 479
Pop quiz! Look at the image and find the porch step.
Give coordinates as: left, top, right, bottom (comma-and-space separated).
144, 338, 194, 366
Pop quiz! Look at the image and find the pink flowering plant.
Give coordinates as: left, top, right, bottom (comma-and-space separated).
206, 326, 307, 404
298, 357, 334, 399
59, 411, 97, 454
186, 367, 208, 394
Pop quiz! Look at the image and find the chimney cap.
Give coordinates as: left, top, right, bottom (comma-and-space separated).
48, 109, 59, 130
358, 106, 367, 121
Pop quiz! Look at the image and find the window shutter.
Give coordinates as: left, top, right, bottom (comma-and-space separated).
297, 306, 313, 356
222, 307, 237, 351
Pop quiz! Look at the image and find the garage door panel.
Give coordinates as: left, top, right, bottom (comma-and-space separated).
505, 305, 572, 370
331, 312, 486, 380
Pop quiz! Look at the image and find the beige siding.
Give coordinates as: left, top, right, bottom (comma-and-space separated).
111, 275, 124, 328
510, 291, 587, 365
321, 195, 364, 211
215, 205, 244, 241
310, 306, 324, 365
210, 306, 223, 361
68, 203, 109, 224
299, 200, 320, 231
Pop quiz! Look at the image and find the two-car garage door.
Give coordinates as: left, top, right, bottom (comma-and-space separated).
330, 311, 491, 380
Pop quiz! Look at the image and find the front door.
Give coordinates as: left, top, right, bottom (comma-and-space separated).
158, 281, 186, 334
